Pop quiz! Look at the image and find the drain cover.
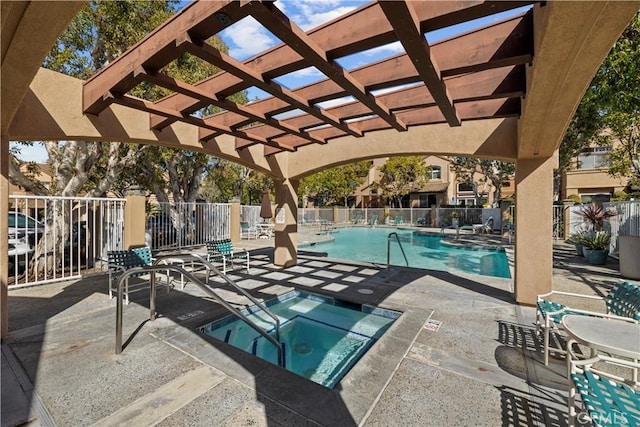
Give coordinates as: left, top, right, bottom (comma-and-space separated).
294, 343, 312, 355
357, 288, 374, 294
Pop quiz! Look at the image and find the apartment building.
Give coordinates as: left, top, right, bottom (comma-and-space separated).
353, 156, 515, 208
561, 146, 629, 203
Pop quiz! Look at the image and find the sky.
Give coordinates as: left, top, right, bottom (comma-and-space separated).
12, 0, 529, 163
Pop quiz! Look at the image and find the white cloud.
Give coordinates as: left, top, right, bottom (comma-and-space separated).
297, 6, 357, 31
220, 16, 277, 60
279, 0, 357, 31
285, 67, 323, 79
315, 96, 356, 109
370, 83, 418, 96
360, 41, 404, 57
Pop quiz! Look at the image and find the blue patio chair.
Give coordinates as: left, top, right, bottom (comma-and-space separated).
240, 221, 257, 239
536, 281, 640, 365
368, 214, 378, 225
206, 239, 250, 274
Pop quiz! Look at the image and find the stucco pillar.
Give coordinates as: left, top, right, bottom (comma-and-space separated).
229, 199, 241, 243
274, 178, 298, 267
514, 155, 556, 305
124, 187, 146, 249
561, 199, 575, 240
1, 136, 9, 338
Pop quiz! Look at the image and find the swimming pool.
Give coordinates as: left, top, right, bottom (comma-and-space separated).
304, 227, 511, 278
199, 291, 399, 388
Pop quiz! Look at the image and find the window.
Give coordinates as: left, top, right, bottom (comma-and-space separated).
502, 181, 511, 187
430, 166, 441, 180
577, 147, 611, 169
457, 182, 474, 193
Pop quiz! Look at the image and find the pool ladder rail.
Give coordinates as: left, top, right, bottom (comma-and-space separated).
114, 255, 283, 367
387, 232, 409, 269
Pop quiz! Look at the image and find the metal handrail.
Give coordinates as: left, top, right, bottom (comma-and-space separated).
387, 232, 409, 269
180, 253, 281, 346
115, 264, 283, 367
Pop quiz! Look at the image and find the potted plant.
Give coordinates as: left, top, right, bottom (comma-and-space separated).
581, 231, 611, 265
568, 230, 588, 257
576, 203, 616, 231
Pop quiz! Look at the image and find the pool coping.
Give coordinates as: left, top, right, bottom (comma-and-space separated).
161, 291, 433, 426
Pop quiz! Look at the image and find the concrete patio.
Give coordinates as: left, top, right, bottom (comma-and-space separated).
1, 229, 627, 426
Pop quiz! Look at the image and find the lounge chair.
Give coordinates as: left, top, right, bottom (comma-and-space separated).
240, 221, 257, 239
368, 214, 379, 225
206, 239, 250, 274
351, 214, 363, 224
394, 216, 403, 225
460, 217, 494, 234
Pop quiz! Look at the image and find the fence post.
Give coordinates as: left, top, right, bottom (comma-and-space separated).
229, 199, 241, 243
562, 199, 574, 240
1, 135, 9, 338
333, 206, 340, 224
124, 187, 146, 249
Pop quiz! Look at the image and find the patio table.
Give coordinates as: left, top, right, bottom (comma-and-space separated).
562, 315, 640, 382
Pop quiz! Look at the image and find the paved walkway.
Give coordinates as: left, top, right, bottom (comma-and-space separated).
1, 227, 628, 426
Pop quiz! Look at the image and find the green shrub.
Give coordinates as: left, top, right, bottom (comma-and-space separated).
566, 194, 582, 204
611, 191, 629, 201
581, 231, 611, 251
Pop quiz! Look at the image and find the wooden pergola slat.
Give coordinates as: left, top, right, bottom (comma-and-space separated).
147, 1, 534, 131
177, 35, 360, 141
379, 1, 460, 126
247, 1, 407, 132
82, 0, 537, 155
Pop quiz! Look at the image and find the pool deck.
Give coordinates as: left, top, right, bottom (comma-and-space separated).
2, 226, 628, 426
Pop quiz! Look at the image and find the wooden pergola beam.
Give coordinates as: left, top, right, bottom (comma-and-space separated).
112, 93, 295, 151
379, 1, 460, 126
83, 1, 247, 115
247, 1, 407, 132
177, 35, 360, 139
138, 68, 326, 145
196, 15, 532, 132
150, 1, 534, 130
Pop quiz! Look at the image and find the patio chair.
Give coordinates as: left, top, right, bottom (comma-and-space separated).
394, 216, 403, 225
108, 246, 171, 304
459, 217, 493, 234
206, 239, 250, 274
536, 281, 640, 365
368, 214, 379, 225
351, 214, 363, 224
568, 354, 640, 427
240, 221, 257, 239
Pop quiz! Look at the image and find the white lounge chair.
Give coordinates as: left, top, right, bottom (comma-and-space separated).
460, 217, 494, 234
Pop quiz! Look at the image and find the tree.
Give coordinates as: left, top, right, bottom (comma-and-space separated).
300, 162, 370, 207
595, 13, 640, 189
9, 1, 180, 276
373, 156, 429, 208
559, 13, 640, 191
450, 157, 515, 206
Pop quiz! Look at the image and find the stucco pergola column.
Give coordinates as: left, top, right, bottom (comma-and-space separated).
514, 155, 556, 305
124, 187, 146, 249
1, 136, 9, 338
273, 178, 299, 267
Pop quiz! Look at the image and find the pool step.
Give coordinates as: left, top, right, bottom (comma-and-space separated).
224, 329, 232, 343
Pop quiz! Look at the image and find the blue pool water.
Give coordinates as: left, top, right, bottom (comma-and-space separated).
305, 227, 511, 278
199, 291, 399, 388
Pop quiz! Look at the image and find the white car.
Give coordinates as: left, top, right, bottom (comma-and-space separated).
8, 212, 44, 258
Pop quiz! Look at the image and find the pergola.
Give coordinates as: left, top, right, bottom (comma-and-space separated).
2, 1, 639, 337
